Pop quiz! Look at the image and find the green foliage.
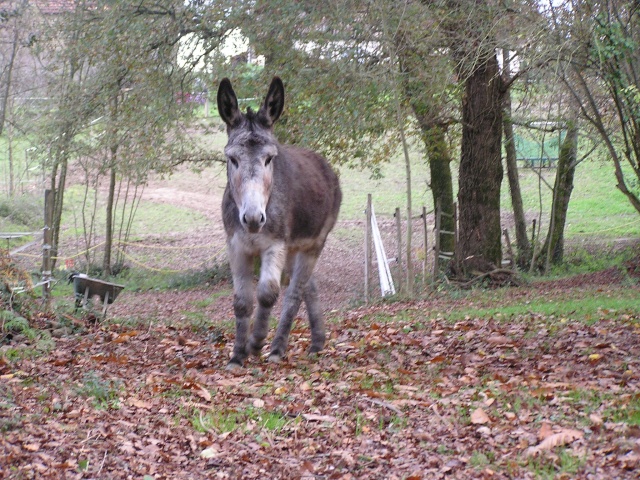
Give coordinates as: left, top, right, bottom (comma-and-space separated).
1, 312, 29, 334
75, 372, 122, 409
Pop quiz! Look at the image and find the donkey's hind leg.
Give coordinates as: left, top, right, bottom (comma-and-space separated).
269, 252, 318, 363
304, 276, 325, 354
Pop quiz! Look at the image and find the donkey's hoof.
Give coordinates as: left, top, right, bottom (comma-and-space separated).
225, 359, 243, 371
309, 345, 324, 355
248, 342, 264, 357
267, 353, 283, 364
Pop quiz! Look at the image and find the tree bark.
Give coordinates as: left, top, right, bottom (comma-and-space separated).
395, 45, 456, 264
0, 28, 19, 137
541, 121, 578, 270
50, 142, 69, 272
103, 92, 120, 276
421, 124, 455, 255
502, 52, 530, 268
103, 160, 117, 276
457, 51, 504, 273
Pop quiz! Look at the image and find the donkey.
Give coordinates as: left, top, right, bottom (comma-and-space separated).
217, 77, 342, 370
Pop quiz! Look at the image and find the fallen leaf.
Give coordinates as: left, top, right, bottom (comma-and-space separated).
526, 429, 584, 457
470, 407, 490, 424
487, 335, 511, 345
302, 413, 336, 423
253, 398, 265, 408
128, 397, 152, 409
538, 421, 553, 440
194, 384, 212, 401
216, 377, 244, 387
200, 447, 219, 459
589, 413, 603, 426
299, 381, 312, 392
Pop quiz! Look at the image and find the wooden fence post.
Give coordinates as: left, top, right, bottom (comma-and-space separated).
364, 194, 372, 304
453, 201, 458, 271
530, 219, 537, 246
503, 228, 516, 271
394, 207, 403, 294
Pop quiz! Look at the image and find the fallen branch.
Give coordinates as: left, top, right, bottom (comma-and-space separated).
453, 268, 521, 288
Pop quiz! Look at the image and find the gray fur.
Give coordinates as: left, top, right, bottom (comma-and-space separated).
217, 77, 342, 369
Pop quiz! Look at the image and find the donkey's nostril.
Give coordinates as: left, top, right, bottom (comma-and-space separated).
260, 213, 266, 224
242, 214, 248, 225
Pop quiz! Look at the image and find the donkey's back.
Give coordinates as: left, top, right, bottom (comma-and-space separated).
274, 144, 341, 248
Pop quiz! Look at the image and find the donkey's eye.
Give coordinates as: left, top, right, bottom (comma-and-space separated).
228, 156, 238, 168
265, 155, 273, 166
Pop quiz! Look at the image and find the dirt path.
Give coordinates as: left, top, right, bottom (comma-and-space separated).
108, 170, 365, 321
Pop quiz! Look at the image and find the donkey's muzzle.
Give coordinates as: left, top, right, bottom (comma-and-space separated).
242, 211, 266, 233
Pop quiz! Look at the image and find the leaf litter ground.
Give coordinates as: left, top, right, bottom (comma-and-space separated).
1, 279, 640, 479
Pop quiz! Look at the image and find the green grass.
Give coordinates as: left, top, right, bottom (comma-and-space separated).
445, 292, 640, 324
192, 407, 289, 435
74, 372, 122, 409
61, 184, 211, 239
525, 450, 586, 480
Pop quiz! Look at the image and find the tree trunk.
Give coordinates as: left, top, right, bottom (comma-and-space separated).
457, 51, 504, 273
422, 125, 455, 255
541, 121, 578, 270
0, 28, 19, 137
103, 160, 117, 276
502, 53, 530, 268
50, 146, 69, 272
394, 29, 456, 271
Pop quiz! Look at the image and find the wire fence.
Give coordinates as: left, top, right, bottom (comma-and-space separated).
11, 237, 227, 276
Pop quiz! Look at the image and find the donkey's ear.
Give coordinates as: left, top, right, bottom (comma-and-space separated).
217, 78, 242, 127
259, 76, 285, 127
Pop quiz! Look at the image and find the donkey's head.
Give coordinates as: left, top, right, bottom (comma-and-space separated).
217, 77, 285, 234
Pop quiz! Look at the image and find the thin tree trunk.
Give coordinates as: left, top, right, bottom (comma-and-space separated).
103, 159, 117, 275
0, 27, 19, 137
422, 125, 455, 256
502, 51, 530, 268
541, 121, 578, 270
50, 136, 71, 272
396, 98, 413, 293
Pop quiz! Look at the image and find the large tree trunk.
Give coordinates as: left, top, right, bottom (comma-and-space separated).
457, 51, 504, 273
502, 53, 530, 268
541, 121, 578, 270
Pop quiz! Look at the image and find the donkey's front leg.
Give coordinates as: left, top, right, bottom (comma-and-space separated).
269, 252, 318, 363
248, 242, 285, 356
227, 244, 255, 370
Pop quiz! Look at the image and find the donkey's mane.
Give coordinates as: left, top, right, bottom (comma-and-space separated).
240, 107, 270, 137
